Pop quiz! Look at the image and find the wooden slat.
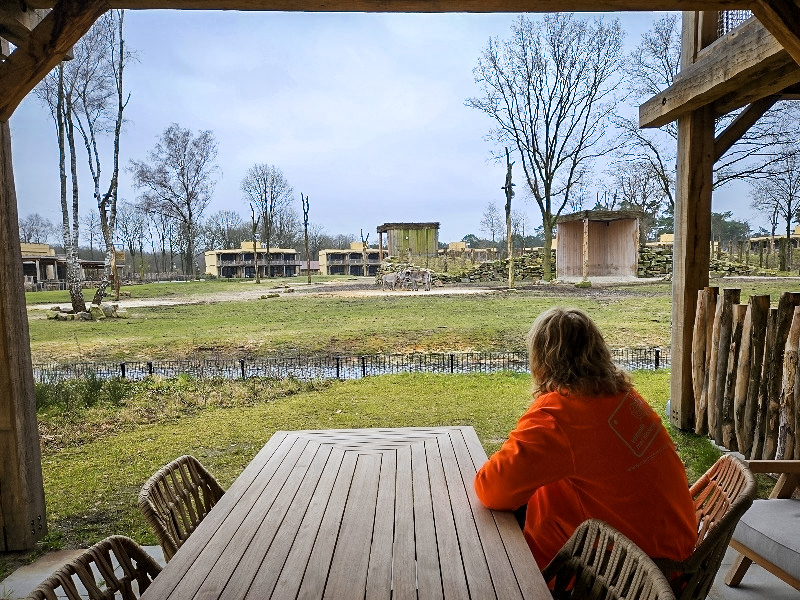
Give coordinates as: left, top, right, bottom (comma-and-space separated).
323, 453, 382, 599
739, 295, 770, 457
753, 307, 778, 459
390, 445, 417, 600
233, 443, 333, 599
438, 431, 496, 599
723, 303, 747, 449
364, 450, 396, 600
412, 440, 444, 600
296, 450, 358, 598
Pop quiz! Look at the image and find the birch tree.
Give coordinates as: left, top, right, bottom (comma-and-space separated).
468, 14, 624, 280
130, 124, 219, 277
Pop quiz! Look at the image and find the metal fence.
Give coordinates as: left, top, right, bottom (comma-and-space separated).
33, 347, 669, 384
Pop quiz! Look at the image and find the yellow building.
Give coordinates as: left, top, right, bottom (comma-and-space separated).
204, 243, 299, 278
318, 242, 381, 276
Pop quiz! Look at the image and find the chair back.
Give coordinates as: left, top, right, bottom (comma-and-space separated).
138, 455, 225, 562
26, 535, 161, 600
655, 453, 756, 600
543, 519, 677, 600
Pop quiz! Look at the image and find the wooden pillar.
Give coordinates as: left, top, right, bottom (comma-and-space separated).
0, 120, 46, 550
378, 232, 383, 262
670, 11, 717, 430
582, 218, 589, 281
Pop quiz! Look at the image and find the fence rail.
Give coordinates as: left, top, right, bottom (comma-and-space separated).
33, 347, 669, 384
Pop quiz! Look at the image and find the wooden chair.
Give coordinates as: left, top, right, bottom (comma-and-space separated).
138, 455, 225, 562
724, 459, 800, 592
653, 453, 756, 600
26, 535, 161, 600
542, 519, 677, 599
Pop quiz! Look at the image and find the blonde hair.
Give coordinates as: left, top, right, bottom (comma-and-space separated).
526, 307, 631, 397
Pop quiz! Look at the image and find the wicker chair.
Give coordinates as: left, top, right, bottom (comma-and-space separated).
543, 519, 677, 599
26, 535, 161, 600
653, 453, 756, 600
138, 454, 225, 562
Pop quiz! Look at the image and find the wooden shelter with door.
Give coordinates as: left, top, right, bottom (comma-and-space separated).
555, 210, 642, 280
1, 1, 799, 552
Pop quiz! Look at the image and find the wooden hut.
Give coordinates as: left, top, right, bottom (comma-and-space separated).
555, 210, 642, 280
1, 2, 799, 550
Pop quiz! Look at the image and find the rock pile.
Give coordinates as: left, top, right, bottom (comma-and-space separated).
47, 303, 129, 321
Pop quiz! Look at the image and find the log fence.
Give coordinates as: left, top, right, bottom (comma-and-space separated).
692, 288, 800, 460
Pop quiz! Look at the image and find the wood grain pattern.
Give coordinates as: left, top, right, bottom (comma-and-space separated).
138, 427, 548, 600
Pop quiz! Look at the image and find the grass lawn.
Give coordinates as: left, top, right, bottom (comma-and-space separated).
34, 369, 719, 555
27, 286, 672, 362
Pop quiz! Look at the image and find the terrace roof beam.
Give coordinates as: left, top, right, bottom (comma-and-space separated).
751, 0, 800, 68
640, 17, 800, 129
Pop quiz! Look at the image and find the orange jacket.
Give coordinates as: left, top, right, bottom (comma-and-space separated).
474, 388, 697, 569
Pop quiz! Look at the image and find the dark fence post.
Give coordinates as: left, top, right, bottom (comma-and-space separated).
120, 362, 126, 379
335, 356, 341, 380
450, 353, 455, 373
361, 356, 367, 378
654, 348, 660, 370
239, 358, 246, 379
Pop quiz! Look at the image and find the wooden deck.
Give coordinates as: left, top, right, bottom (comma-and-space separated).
138, 426, 549, 599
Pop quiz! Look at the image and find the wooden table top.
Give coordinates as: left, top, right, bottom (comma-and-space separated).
139, 426, 549, 600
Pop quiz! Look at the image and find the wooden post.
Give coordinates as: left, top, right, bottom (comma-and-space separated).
670, 11, 716, 430
0, 120, 47, 550
762, 291, 800, 459
711, 288, 740, 444
753, 307, 778, 460
692, 286, 717, 435
582, 217, 589, 281
723, 304, 747, 450
735, 294, 770, 457
776, 306, 800, 460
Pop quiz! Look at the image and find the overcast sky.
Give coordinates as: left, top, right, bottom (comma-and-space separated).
9, 10, 757, 245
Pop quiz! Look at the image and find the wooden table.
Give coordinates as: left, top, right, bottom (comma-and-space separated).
139, 426, 550, 600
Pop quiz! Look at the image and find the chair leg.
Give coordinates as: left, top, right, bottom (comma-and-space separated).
724, 552, 753, 587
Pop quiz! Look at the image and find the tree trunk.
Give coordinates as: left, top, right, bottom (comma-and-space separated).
763, 292, 800, 458
735, 294, 770, 457
776, 306, 800, 460
542, 216, 554, 281
723, 304, 747, 450
712, 288, 740, 445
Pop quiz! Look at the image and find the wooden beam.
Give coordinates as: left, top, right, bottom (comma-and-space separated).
713, 95, 777, 161
752, 0, 800, 68
671, 11, 716, 431
640, 18, 800, 128
0, 5, 49, 48
0, 120, 47, 551
17, 0, 756, 11
0, 0, 109, 122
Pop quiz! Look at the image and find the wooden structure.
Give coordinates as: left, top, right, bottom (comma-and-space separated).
137, 427, 550, 600
376, 221, 439, 261
555, 210, 641, 280
2, 1, 800, 551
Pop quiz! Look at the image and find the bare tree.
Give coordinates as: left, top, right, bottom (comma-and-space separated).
18, 213, 55, 244
249, 204, 261, 283
468, 14, 624, 280
115, 201, 146, 278
609, 161, 665, 243
502, 147, 515, 287
81, 211, 102, 258
302, 194, 311, 283
480, 202, 503, 245
621, 12, 800, 212
203, 210, 247, 250
750, 143, 800, 270
241, 163, 294, 277
130, 124, 219, 278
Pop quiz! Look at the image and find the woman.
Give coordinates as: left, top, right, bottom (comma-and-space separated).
474, 307, 697, 569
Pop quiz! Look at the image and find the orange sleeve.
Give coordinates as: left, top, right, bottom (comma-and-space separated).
474, 402, 574, 510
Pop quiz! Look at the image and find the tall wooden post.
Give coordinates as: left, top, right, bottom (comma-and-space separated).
670, 11, 717, 429
0, 120, 46, 550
